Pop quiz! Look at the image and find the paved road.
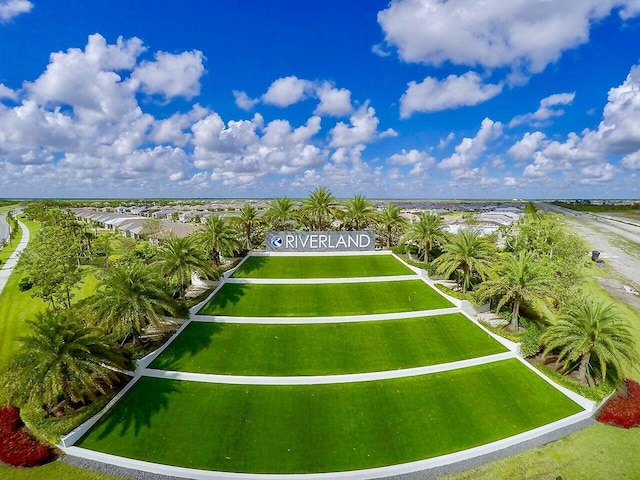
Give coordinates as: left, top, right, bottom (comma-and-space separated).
0, 219, 30, 296
0, 213, 9, 243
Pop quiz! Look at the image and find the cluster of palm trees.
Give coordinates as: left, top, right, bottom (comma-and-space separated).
3, 194, 637, 421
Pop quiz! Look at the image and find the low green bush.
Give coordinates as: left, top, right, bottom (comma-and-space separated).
17, 277, 34, 292
21, 393, 115, 446
479, 321, 522, 343
519, 322, 544, 358
536, 365, 615, 402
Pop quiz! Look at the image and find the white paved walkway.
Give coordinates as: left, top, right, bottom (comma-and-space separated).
0, 219, 30, 296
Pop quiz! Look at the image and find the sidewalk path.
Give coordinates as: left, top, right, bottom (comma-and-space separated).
0, 219, 30, 296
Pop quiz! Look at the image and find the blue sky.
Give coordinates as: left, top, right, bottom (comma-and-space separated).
1, 0, 640, 199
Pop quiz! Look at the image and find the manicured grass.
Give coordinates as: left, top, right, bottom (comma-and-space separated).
232, 254, 415, 278
150, 313, 507, 375
76, 359, 583, 474
0, 216, 23, 265
0, 462, 123, 480
443, 423, 640, 480
197, 280, 453, 317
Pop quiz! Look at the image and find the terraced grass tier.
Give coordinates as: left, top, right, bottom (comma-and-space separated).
231, 254, 415, 278
150, 314, 508, 375
197, 280, 453, 317
77, 359, 583, 474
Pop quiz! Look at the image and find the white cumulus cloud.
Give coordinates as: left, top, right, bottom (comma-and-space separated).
508, 131, 546, 160
132, 50, 205, 100
510, 92, 575, 127
314, 82, 353, 117
400, 72, 502, 117
233, 90, 259, 111
262, 76, 314, 107
0, 0, 32, 22
439, 118, 503, 170
377, 0, 640, 74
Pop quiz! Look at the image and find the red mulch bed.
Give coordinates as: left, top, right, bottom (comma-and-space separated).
0, 406, 54, 467
597, 379, 640, 429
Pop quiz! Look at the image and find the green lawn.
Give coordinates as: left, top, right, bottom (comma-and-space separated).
443, 423, 640, 480
0, 462, 123, 480
150, 313, 507, 375
0, 216, 23, 265
197, 280, 453, 317
76, 359, 583, 474
232, 254, 415, 278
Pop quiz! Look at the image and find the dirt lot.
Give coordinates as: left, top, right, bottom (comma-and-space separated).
595, 277, 640, 315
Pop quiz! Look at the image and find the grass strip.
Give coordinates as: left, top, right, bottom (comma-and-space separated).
232, 254, 415, 278
197, 280, 453, 317
77, 359, 583, 474
150, 313, 507, 375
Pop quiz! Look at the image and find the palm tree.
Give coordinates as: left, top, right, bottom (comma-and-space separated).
300, 187, 339, 230
433, 228, 494, 292
401, 211, 448, 262
540, 301, 637, 386
343, 194, 376, 231
265, 197, 297, 231
234, 204, 260, 249
195, 215, 240, 266
1, 310, 125, 415
156, 235, 214, 299
477, 250, 555, 331
377, 204, 407, 248
90, 263, 177, 345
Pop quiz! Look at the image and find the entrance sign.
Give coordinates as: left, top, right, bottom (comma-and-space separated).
266, 231, 375, 252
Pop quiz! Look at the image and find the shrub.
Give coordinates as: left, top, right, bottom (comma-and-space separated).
535, 365, 615, 402
0, 406, 54, 467
519, 323, 544, 358
18, 276, 34, 292
597, 379, 640, 429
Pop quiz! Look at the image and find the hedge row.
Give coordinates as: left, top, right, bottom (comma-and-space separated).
0, 406, 53, 467
597, 379, 640, 429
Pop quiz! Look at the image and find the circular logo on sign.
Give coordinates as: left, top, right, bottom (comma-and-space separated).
270, 236, 283, 248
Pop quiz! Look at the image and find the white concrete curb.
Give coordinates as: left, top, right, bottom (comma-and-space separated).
142, 352, 516, 385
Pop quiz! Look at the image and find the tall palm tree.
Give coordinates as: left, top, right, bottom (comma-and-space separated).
156, 235, 214, 299
1, 310, 125, 415
300, 187, 339, 230
195, 215, 241, 266
265, 197, 297, 231
343, 194, 376, 231
90, 264, 177, 345
401, 211, 448, 262
477, 250, 555, 331
433, 228, 494, 292
377, 204, 407, 248
234, 204, 260, 249
540, 301, 637, 386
